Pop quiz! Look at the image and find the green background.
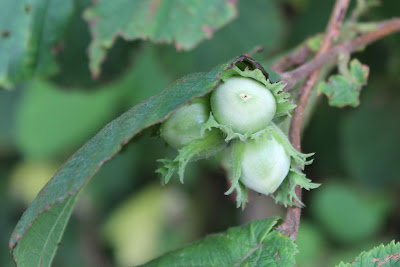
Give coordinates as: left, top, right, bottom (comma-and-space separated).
1, 0, 400, 266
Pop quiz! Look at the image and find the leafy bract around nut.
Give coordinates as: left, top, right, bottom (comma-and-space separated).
156, 56, 317, 209
223, 123, 318, 208
157, 129, 226, 184
157, 98, 226, 184
201, 65, 295, 141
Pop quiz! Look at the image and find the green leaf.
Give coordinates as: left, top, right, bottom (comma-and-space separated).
310, 182, 391, 244
0, 0, 74, 89
306, 34, 324, 52
10, 56, 270, 266
296, 221, 327, 267
140, 217, 298, 267
317, 59, 369, 107
0, 89, 18, 154
350, 59, 370, 85
16, 45, 171, 160
103, 185, 165, 267
10, 192, 81, 267
341, 85, 400, 186
103, 184, 197, 266
52, 0, 143, 88
15, 80, 120, 159
9, 56, 239, 266
116, 44, 173, 107
336, 241, 400, 267
9, 161, 58, 205
83, 0, 238, 77
156, 0, 285, 78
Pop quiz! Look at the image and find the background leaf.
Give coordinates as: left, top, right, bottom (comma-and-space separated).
310, 182, 391, 244
15, 44, 172, 160
103, 184, 199, 266
317, 59, 369, 108
0, 0, 74, 88
51, 0, 140, 88
9, 59, 230, 267
8, 161, 58, 205
141, 217, 298, 267
295, 220, 327, 267
336, 241, 400, 267
15, 80, 120, 159
83, 0, 238, 77
155, 0, 285, 78
340, 84, 400, 187
0, 89, 20, 155
4, 1, 400, 266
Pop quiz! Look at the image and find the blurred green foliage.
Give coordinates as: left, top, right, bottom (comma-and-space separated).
311, 182, 391, 243
1, 0, 400, 266
0, 0, 74, 88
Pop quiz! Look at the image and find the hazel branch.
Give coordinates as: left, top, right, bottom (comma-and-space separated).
277, 0, 351, 241
271, 45, 312, 73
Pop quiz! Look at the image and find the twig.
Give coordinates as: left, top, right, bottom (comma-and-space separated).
290, 0, 349, 149
280, 18, 400, 90
278, 0, 350, 241
271, 45, 312, 73
244, 45, 264, 57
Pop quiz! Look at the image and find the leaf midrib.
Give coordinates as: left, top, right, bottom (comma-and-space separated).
38, 196, 74, 267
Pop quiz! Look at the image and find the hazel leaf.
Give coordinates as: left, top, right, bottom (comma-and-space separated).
10, 55, 240, 267
140, 217, 298, 267
0, 0, 74, 88
336, 241, 400, 267
350, 59, 370, 85
83, 0, 237, 77
306, 34, 324, 52
317, 59, 369, 108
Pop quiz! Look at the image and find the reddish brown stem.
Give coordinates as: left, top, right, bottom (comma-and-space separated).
271, 45, 312, 73
278, 0, 350, 241
280, 18, 400, 90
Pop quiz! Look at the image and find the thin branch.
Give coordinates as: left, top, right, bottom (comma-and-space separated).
244, 45, 264, 57
280, 18, 400, 90
290, 0, 349, 150
278, 0, 350, 241
271, 45, 312, 73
